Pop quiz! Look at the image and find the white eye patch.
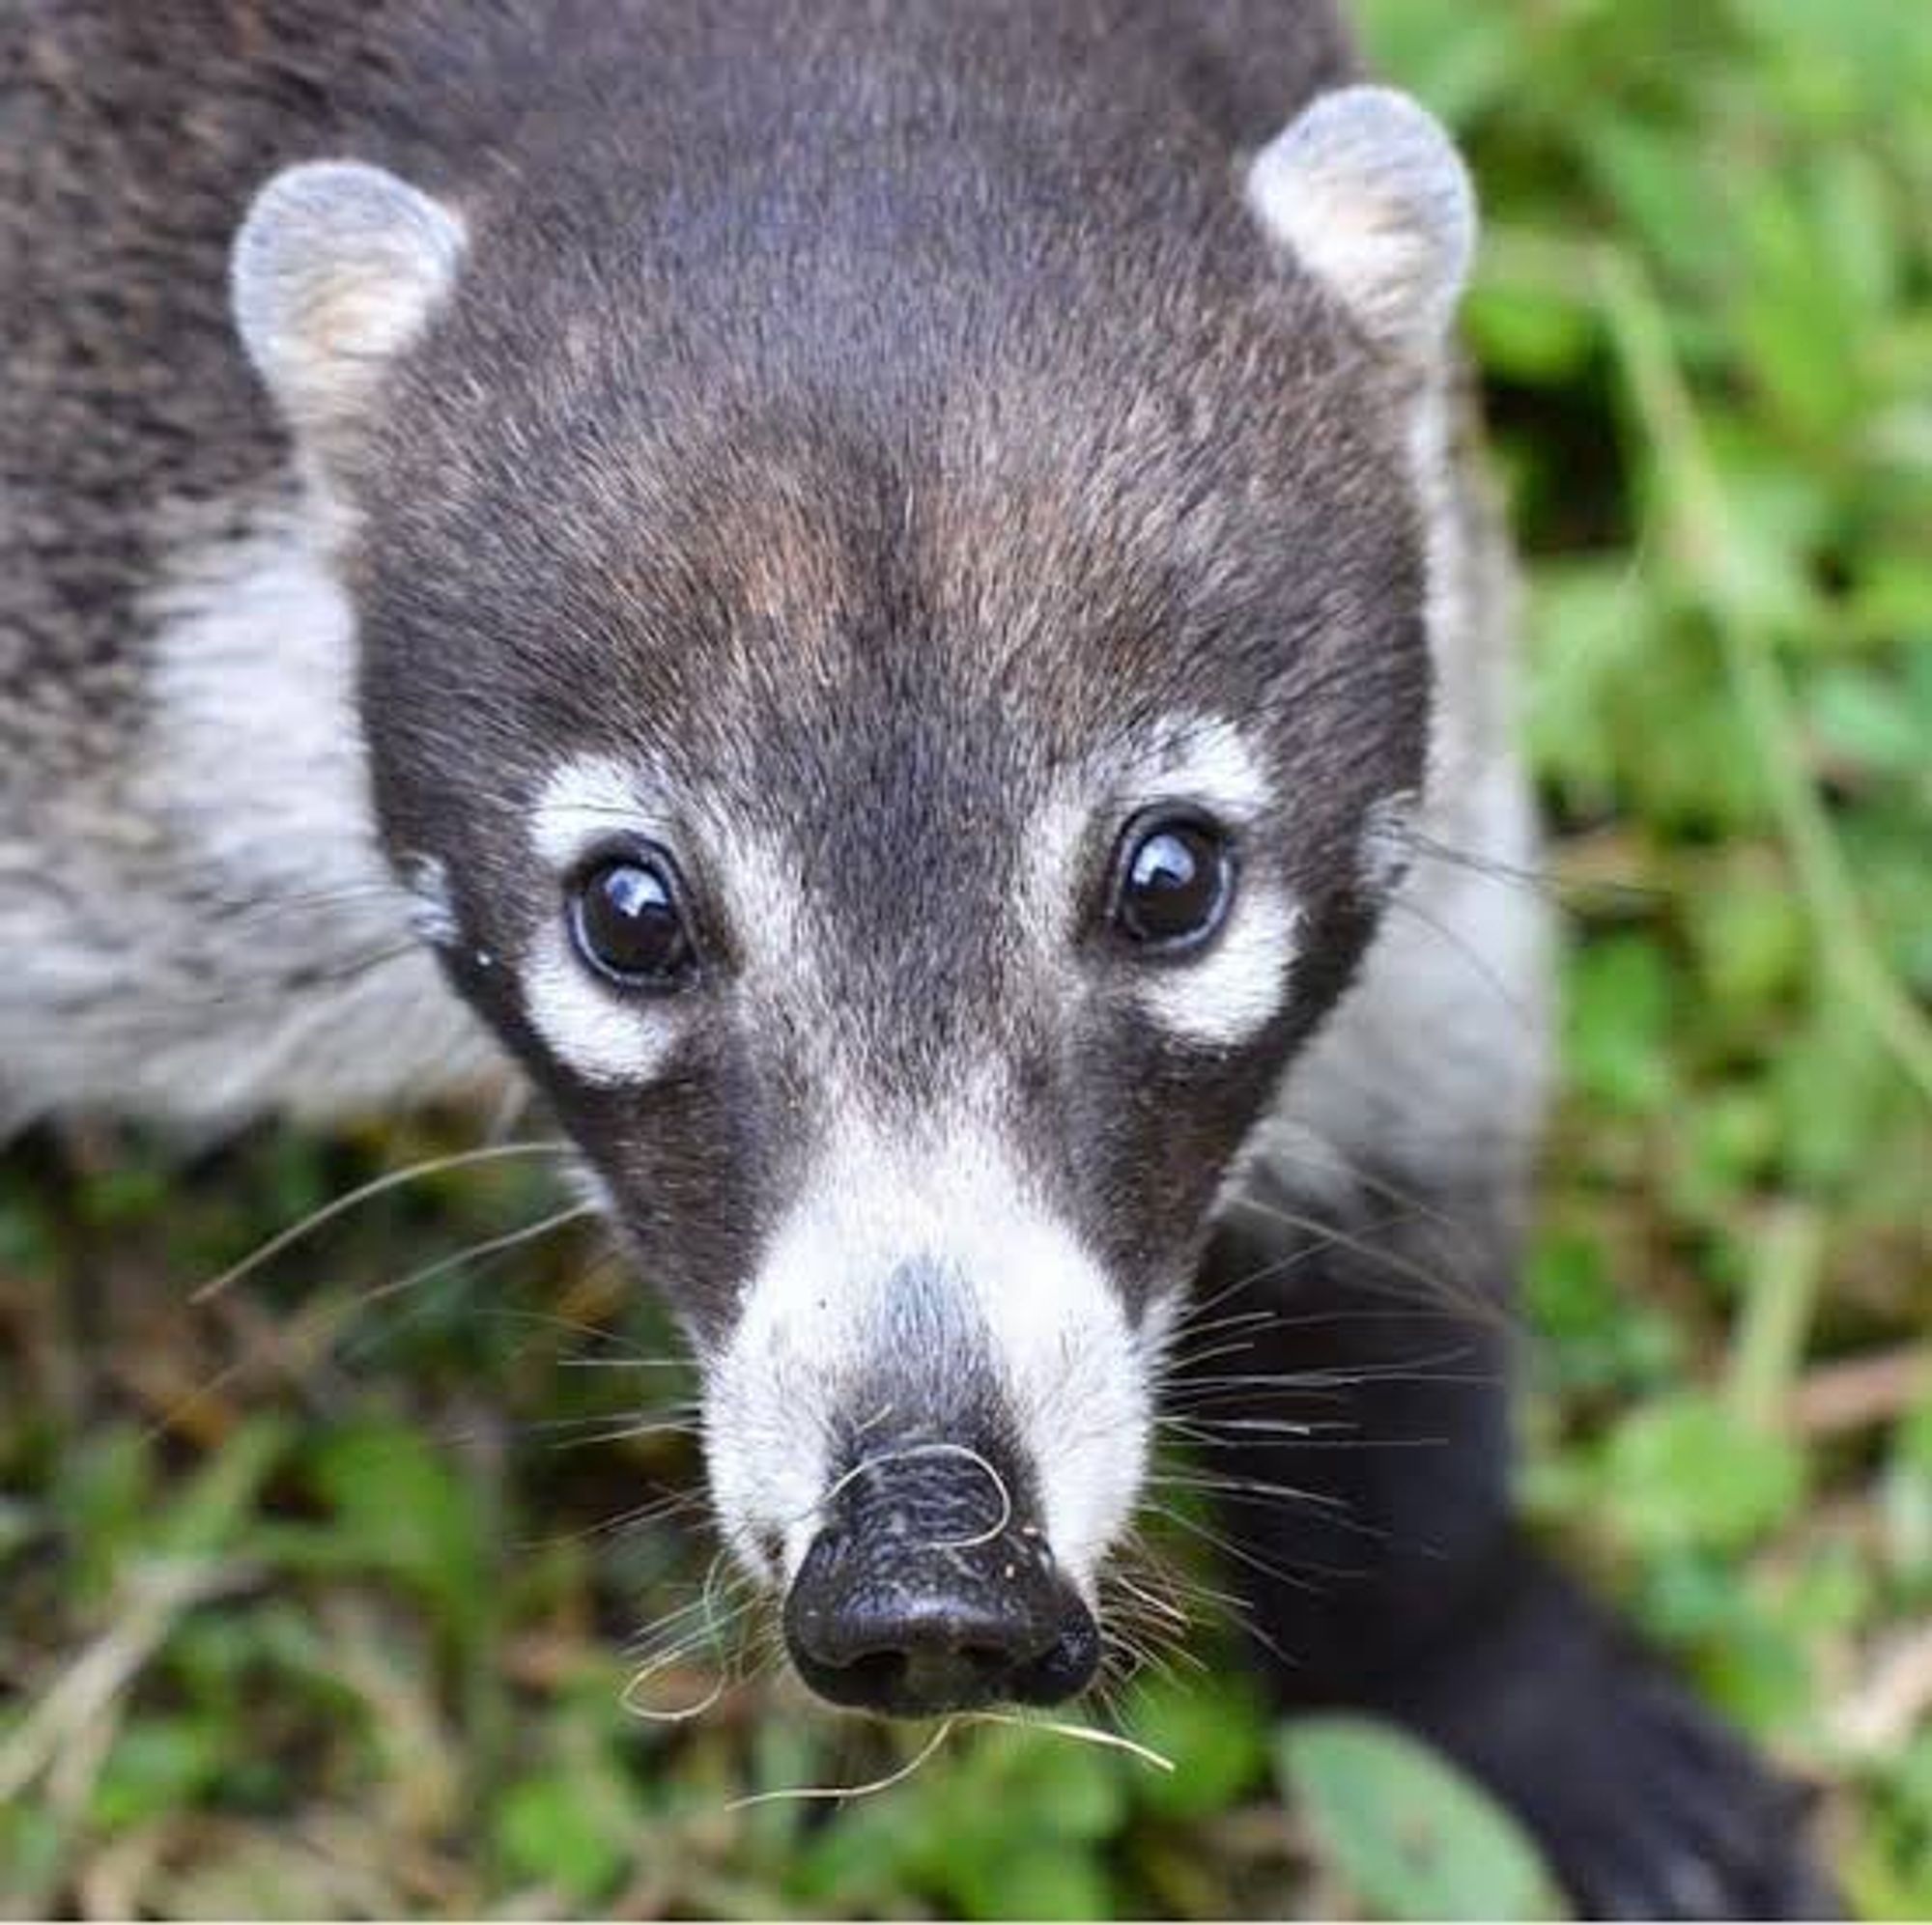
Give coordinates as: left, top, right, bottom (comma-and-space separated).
1086, 720, 1302, 1050
521, 754, 816, 1086
521, 756, 687, 1084
1134, 883, 1302, 1048
529, 755, 676, 870
1121, 717, 1277, 822
522, 920, 680, 1086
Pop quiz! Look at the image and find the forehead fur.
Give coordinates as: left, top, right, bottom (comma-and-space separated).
356, 264, 1422, 818
347, 26, 1435, 1118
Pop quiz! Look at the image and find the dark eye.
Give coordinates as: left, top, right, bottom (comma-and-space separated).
570, 853, 696, 987
1111, 812, 1235, 952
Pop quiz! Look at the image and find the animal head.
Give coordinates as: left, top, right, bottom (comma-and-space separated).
232, 85, 1472, 1713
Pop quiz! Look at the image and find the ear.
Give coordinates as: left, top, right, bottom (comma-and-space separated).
231, 159, 467, 442
1243, 86, 1474, 358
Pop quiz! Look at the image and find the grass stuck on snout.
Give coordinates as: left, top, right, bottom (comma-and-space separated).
4, 0, 1932, 1915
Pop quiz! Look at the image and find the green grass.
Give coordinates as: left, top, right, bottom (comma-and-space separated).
4, 1, 1930, 1914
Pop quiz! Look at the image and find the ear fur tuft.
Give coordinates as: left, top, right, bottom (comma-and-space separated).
231, 159, 467, 440
1244, 85, 1475, 357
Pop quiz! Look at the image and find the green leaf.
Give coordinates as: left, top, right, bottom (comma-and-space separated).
1122, 1672, 1269, 1821
1581, 120, 1726, 286
1468, 276, 1599, 384
1564, 937, 1676, 1115
1599, 1394, 1807, 1553
1809, 666, 1932, 780
299, 1423, 489, 1632
1525, 1228, 1681, 1396
56, 1425, 156, 1607
1350, 5, 1515, 126
1881, 1398, 1932, 1589
152, 1417, 292, 1561
1278, 1715, 1568, 1921
91, 1716, 226, 1832
953, 1842, 1117, 1921
793, 1722, 1128, 1916
495, 1774, 630, 1902
1688, 874, 1806, 1017
0, 1800, 68, 1911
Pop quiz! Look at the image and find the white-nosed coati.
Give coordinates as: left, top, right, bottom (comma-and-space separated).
2, 4, 1833, 1912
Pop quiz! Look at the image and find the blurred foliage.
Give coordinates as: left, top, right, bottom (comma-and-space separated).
1279, 1718, 1568, 1921
3, 0, 1929, 1915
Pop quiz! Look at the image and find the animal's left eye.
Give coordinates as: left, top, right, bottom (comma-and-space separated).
1110, 811, 1235, 952
569, 852, 696, 988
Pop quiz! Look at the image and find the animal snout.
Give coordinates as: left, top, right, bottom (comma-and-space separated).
781, 1443, 1099, 1716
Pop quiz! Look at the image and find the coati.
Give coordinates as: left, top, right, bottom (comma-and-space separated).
2, 3, 1833, 1912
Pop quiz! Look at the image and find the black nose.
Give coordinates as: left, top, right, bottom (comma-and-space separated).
782, 1446, 1099, 1716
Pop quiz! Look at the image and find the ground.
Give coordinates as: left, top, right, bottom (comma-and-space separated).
3, 1, 1929, 1916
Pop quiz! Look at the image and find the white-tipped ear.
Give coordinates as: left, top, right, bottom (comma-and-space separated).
232, 159, 467, 439
1244, 85, 1474, 357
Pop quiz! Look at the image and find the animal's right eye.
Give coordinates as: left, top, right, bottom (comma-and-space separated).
570, 852, 696, 989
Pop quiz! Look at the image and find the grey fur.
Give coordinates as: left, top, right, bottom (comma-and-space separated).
0, 0, 1539, 1478
1, 0, 1537, 1476
5, 15, 1842, 1912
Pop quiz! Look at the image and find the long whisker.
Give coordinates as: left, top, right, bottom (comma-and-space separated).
533, 1408, 703, 1453
351, 1202, 596, 1318
1215, 1150, 1490, 1277
621, 1552, 769, 1723
1399, 826, 1662, 919
1383, 895, 1538, 1033
724, 1720, 957, 1810
554, 1354, 698, 1372
189, 1139, 573, 1303
478, 1305, 692, 1367
512, 1485, 709, 1552
1212, 1194, 1507, 1327
1141, 1499, 1344, 1596
1149, 1468, 1350, 1513
960, 1708, 1175, 1773
1118, 1547, 1297, 1672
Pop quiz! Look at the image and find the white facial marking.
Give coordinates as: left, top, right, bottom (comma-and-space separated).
1122, 717, 1276, 821
1027, 718, 1284, 944
705, 1111, 1151, 1599
533, 754, 803, 962
1112, 719, 1300, 1049
522, 924, 678, 1086
520, 757, 684, 1084
530, 755, 673, 869
524, 754, 811, 1086
1136, 886, 1301, 1048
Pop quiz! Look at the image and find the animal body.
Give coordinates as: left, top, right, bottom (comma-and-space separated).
3, 3, 1832, 1912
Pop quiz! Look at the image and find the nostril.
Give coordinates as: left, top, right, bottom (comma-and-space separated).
783, 1525, 1100, 1715
798, 1597, 1048, 1675
840, 1649, 913, 1701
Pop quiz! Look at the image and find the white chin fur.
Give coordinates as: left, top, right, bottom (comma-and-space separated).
702, 1112, 1153, 1598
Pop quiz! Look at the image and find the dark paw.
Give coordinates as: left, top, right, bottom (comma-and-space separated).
1388, 1560, 1840, 1918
